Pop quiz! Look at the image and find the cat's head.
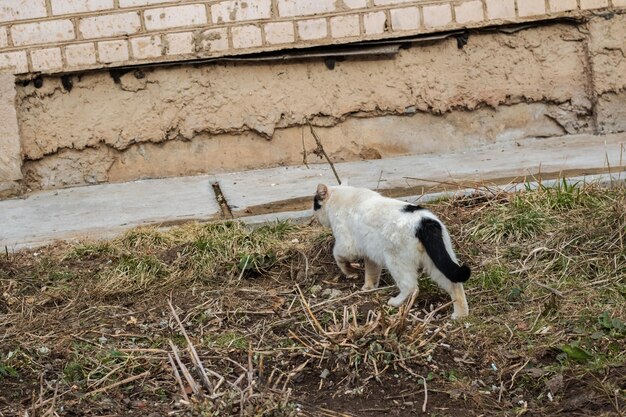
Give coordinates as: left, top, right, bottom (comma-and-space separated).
313, 184, 331, 227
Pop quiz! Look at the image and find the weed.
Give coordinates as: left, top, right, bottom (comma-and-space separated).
66, 241, 117, 259
204, 331, 248, 350
117, 227, 172, 250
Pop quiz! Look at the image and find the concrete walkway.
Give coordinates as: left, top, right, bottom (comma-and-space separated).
1, 133, 624, 249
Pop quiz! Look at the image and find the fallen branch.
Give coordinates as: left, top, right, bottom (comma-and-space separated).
168, 353, 189, 400
168, 298, 214, 392
169, 340, 201, 396
87, 371, 149, 396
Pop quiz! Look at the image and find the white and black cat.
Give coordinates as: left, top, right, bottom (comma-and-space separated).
313, 184, 470, 319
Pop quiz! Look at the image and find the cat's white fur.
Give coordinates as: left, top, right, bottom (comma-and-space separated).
313, 184, 469, 319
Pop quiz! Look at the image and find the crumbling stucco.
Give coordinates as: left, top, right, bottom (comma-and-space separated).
0, 73, 22, 197
22, 102, 570, 187
14, 20, 621, 191
588, 13, 626, 134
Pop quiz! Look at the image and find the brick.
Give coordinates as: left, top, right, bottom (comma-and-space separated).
79, 12, 141, 39
0, 51, 28, 73
517, 0, 546, 16
211, 0, 271, 24
373, 0, 414, 5
0, 27, 7, 48
390, 7, 419, 31
343, 0, 367, 8
297, 18, 328, 40
31, 48, 63, 71
549, 0, 578, 11
264, 21, 295, 45
119, 0, 179, 6
485, 0, 516, 19
422, 4, 452, 28
144, 4, 207, 31
164, 32, 194, 55
0, 0, 47, 23
330, 14, 360, 38
455, 1, 484, 24
580, 0, 609, 9
231, 24, 262, 49
12, 20, 75, 47
51, 0, 113, 15
194, 28, 229, 53
278, 0, 335, 17
131, 35, 162, 59
363, 11, 387, 35
98, 40, 129, 63
65, 43, 97, 66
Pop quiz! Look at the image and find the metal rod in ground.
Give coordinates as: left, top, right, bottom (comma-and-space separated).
308, 122, 342, 185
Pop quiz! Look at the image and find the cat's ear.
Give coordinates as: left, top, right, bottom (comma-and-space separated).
316, 184, 328, 200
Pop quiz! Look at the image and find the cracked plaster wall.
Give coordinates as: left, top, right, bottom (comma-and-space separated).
13, 16, 626, 191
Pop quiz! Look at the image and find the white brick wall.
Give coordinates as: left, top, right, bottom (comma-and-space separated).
518, 0, 546, 16
0, 27, 8, 48
30, 48, 63, 71
581, 0, 609, 9
79, 12, 141, 39
232, 24, 262, 48
131, 35, 162, 59
455, 1, 484, 24
297, 18, 328, 40
264, 22, 295, 45
119, 0, 179, 7
330, 14, 360, 38
98, 40, 129, 63
0, 51, 28, 73
391, 7, 420, 31
550, 0, 578, 11
12, 20, 75, 46
486, 0, 516, 19
278, 0, 336, 17
422, 4, 453, 28
144, 5, 207, 30
211, 0, 272, 24
195, 28, 229, 52
0, 0, 621, 75
65, 43, 97, 66
343, 0, 368, 8
51, 0, 114, 16
164, 32, 194, 55
363, 12, 387, 35
373, 0, 415, 5
0, 0, 47, 23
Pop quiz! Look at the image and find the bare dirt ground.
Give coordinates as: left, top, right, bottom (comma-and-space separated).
1, 181, 625, 416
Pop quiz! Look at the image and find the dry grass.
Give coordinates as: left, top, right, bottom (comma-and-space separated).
0, 180, 625, 416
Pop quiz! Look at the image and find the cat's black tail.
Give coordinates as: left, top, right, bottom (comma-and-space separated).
416, 218, 471, 283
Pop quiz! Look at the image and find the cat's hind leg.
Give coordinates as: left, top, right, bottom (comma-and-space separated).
362, 258, 382, 290
428, 268, 469, 319
386, 263, 419, 307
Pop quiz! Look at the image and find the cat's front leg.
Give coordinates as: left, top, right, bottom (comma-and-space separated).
362, 258, 382, 290
385, 263, 418, 307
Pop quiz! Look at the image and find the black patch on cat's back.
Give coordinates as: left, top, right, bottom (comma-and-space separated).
313, 195, 322, 211
402, 204, 425, 213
